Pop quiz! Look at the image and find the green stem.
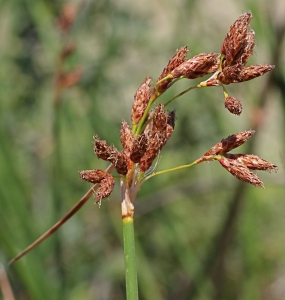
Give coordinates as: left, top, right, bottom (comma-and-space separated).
122, 216, 139, 300
144, 160, 199, 181
164, 85, 199, 107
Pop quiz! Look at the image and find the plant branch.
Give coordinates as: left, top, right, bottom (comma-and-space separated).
9, 164, 114, 265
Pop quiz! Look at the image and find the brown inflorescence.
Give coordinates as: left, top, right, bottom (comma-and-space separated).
237, 64, 275, 82
155, 46, 189, 95
93, 135, 113, 160
120, 120, 134, 157
79, 169, 115, 201
204, 11, 274, 91
197, 129, 277, 187
218, 157, 264, 187
221, 11, 253, 66
225, 154, 278, 171
139, 104, 173, 172
130, 134, 148, 163
203, 130, 255, 156
79, 11, 277, 202
131, 77, 152, 125
93, 135, 128, 175
170, 53, 220, 79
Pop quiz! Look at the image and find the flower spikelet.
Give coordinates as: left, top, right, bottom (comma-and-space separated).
225, 154, 278, 171
155, 46, 189, 94
139, 104, 170, 172
108, 147, 128, 175
130, 133, 148, 163
93, 135, 112, 160
237, 64, 275, 82
221, 11, 253, 65
131, 77, 152, 125
218, 157, 264, 187
238, 29, 255, 65
170, 53, 220, 79
203, 130, 255, 156
93, 135, 128, 175
79, 169, 115, 201
224, 96, 243, 115
153, 103, 168, 132
120, 120, 134, 157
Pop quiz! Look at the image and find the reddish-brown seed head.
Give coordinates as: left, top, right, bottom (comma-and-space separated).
79, 169, 115, 201
224, 96, 243, 115
237, 64, 275, 82
93, 135, 112, 161
221, 11, 253, 65
108, 148, 128, 175
170, 53, 220, 79
203, 130, 255, 156
225, 154, 278, 171
131, 77, 152, 125
155, 46, 189, 94
120, 120, 134, 157
153, 104, 168, 132
237, 29, 255, 65
130, 134, 148, 163
218, 157, 264, 187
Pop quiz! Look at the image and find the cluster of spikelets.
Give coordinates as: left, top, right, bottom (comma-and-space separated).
80, 11, 277, 203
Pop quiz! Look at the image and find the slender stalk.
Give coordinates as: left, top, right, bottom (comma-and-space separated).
121, 179, 139, 300
164, 85, 199, 106
143, 160, 199, 182
9, 164, 114, 265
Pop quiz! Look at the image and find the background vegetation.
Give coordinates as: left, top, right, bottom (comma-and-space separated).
0, 0, 284, 299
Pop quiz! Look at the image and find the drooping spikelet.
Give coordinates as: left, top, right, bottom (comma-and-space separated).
79, 169, 115, 201
218, 157, 264, 187
225, 154, 278, 171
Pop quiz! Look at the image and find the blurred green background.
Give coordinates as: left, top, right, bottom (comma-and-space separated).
0, 0, 284, 299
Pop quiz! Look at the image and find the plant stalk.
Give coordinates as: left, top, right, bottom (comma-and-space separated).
122, 216, 138, 300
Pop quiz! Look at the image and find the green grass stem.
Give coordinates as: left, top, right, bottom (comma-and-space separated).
122, 216, 139, 300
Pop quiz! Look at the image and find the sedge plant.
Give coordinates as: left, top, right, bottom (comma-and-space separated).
9, 11, 277, 300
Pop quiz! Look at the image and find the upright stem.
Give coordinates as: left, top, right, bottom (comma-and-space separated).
121, 179, 139, 300
122, 217, 138, 300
